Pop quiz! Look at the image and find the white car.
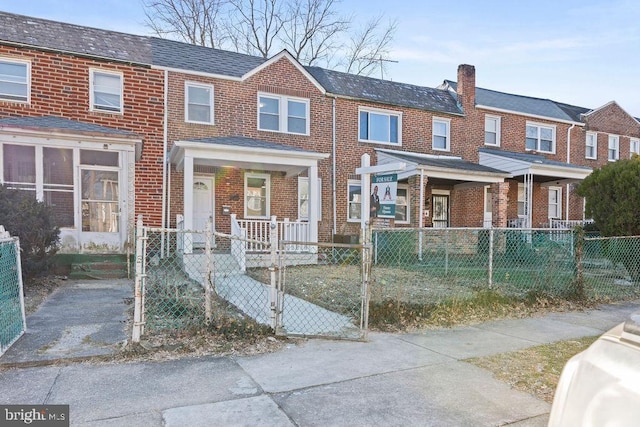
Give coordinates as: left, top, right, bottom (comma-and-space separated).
548, 313, 640, 426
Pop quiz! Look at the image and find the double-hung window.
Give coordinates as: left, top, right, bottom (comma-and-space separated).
395, 184, 409, 224
548, 187, 562, 219
90, 69, 123, 113
245, 173, 270, 218
432, 118, 450, 151
298, 177, 322, 221
608, 135, 619, 161
585, 132, 597, 159
526, 123, 555, 153
630, 139, 640, 158
484, 115, 500, 146
359, 108, 401, 144
0, 58, 29, 103
258, 93, 309, 135
347, 180, 362, 222
185, 82, 214, 124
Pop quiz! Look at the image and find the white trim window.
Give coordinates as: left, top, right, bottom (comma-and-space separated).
347, 180, 362, 222
517, 183, 528, 217
630, 139, 640, 158
432, 117, 451, 151
185, 82, 214, 124
298, 177, 321, 221
548, 186, 562, 219
608, 135, 619, 161
244, 173, 270, 218
395, 184, 410, 224
585, 132, 597, 159
484, 115, 501, 146
359, 107, 401, 145
258, 93, 309, 135
526, 122, 555, 153
0, 58, 29, 103
90, 69, 123, 113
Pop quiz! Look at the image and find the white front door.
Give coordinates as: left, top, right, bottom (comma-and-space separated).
192, 176, 215, 248
484, 186, 493, 228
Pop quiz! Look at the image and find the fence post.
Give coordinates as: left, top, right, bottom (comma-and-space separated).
132, 215, 145, 343
445, 228, 450, 276
204, 218, 213, 324
361, 222, 372, 339
269, 216, 278, 329
573, 227, 585, 298
488, 228, 494, 288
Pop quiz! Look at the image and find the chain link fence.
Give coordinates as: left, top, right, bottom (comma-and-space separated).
0, 228, 25, 356
371, 228, 640, 308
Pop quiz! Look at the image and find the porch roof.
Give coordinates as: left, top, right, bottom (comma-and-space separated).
376, 148, 511, 185
478, 147, 592, 183
169, 136, 329, 177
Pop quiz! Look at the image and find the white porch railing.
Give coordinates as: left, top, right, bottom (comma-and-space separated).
549, 219, 595, 229
231, 215, 311, 252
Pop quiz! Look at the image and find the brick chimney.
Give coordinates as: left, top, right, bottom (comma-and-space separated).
457, 64, 476, 113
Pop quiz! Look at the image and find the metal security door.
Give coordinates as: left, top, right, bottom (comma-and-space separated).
432, 195, 449, 228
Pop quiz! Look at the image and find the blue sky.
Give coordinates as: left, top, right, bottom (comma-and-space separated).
3, 0, 640, 116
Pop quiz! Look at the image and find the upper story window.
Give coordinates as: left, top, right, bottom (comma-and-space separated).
185, 82, 214, 124
258, 93, 309, 135
484, 115, 501, 146
359, 107, 401, 145
608, 135, 619, 161
432, 117, 451, 151
585, 132, 597, 159
526, 122, 555, 153
90, 69, 123, 113
0, 58, 29, 103
630, 139, 640, 158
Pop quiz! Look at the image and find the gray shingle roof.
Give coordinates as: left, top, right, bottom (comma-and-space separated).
184, 136, 319, 153
0, 115, 137, 136
0, 12, 151, 64
381, 150, 509, 174
445, 80, 589, 123
307, 67, 462, 115
150, 38, 266, 78
478, 147, 592, 170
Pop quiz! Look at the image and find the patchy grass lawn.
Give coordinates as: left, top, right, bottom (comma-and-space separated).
466, 336, 598, 403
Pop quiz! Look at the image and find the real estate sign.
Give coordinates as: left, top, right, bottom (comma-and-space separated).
371, 173, 397, 219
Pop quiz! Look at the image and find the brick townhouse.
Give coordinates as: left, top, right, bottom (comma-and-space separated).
0, 11, 638, 257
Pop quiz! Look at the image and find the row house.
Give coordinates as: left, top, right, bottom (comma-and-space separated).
1, 11, 639, 258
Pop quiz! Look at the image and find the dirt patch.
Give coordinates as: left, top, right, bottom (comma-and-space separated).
466, 336, 598, 403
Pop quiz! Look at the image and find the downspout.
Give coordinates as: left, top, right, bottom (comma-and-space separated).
565, 124, 575, 221
161, 70, 169, 253
332, 96, 337, 237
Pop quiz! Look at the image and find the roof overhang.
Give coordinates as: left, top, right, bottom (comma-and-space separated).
376, 148, 511, 188
479, 149, 592, 182
169, 139, 329, 177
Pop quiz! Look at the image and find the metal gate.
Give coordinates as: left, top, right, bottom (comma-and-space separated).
276, 240, 371, 340
0, 228, 26, 356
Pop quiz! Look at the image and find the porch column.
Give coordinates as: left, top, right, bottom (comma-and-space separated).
183, 155, 194, 253
491, 182, 509, 228
308, 164, 319, 244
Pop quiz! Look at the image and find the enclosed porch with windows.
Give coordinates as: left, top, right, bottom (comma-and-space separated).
168, 136, 328, 269
479, 148, 592, 229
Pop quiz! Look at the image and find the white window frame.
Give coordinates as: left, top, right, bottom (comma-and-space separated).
585, 132, 597, 160
608, 135, 620, 161
484, 115, 501, 146
0, 57, 30, 103
395, 184, 410, 224
347, 180, 362, 222
257, 93, 309, 135
630, 139, 640, 158
525, 122, 556, 153
517, 183, 528, 217
185, 81, 214, 124
89, 69, 123, 113
244, 172, 270, 219
358, 107, 402, 145
298, 176, 321, 221
548, 186, 562, 219
432, 117, 451, 151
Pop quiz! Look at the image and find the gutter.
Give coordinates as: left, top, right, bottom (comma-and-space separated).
162, 70, 169, 230
566, 124, 575, 221
332, 96, 337, 236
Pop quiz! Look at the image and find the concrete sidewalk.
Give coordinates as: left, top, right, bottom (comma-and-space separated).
0, 279, 638, 426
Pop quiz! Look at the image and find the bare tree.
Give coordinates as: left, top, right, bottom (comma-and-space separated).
143, 0, 227, 48
143, 0, 398, 76
344, 15, 398, 77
